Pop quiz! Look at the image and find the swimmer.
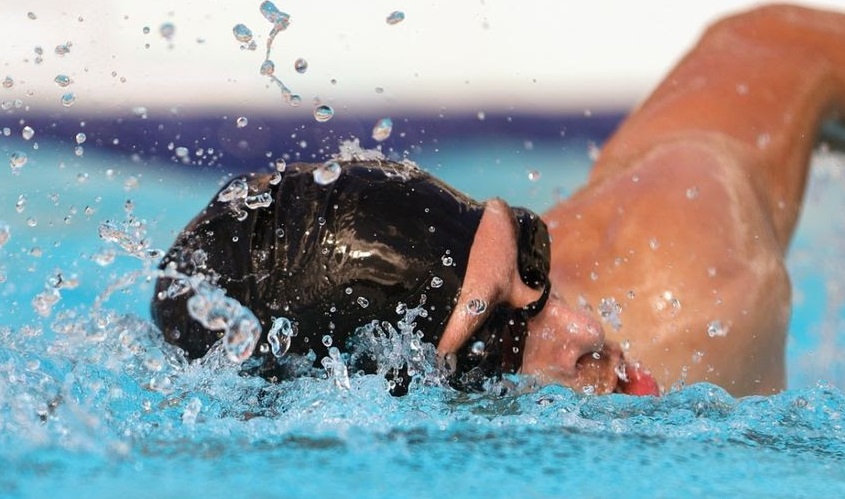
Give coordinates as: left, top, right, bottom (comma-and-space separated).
152, 4, 845, 397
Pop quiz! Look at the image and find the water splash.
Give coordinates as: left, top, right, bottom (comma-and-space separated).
186, 281, 261, 363
333, 138, 386, 162
321, 346, 351, 389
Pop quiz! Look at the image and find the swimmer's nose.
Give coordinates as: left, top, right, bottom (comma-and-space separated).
522, 295, 606, 378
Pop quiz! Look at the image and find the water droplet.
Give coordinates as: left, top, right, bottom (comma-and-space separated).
75, 132, 86, 144
32, 288, 60, 317
21, 126, 34, 140
142, 26, 151, 35
54, 42, 71, 56
345, 287, 353, 295
182, 397, 202, 425
707, 320, 729, 338
386, 11, 405, 25
267, 316, 293, 357
471, 341, 485, 355
598, 297, 622, 331
244, 192, 273, 209
260, 1, 290, 28
236, 116, 249, 128
27, 12, 36, 20
0, 222, 10, 247
528, 170, 541, 181
430, 276, 443, 288
477, 111, 486, 121
441, 255, 453, 266
60, 92, 76, 107
224, 316, 261, 363
9, 151, 27, 174
274, 158, 287, 172
466, 298, 488, 315
313, 161, 341, 185
648, 238, 660, 251
313, 104, 334, 123
322, 334, 333, 347
275, 228, 285, 238
357, 296, 369, 308
232, 23, 253, 43
159, 22, 176, 40
163, 277, 191, 299
217, 178, 249, 203
371, 117, 393, 142
685, 186, 699, 200
259, 59, 275, 76
294, 58, 308, 74
2, 76, 14, 89
587, 141, 601, 161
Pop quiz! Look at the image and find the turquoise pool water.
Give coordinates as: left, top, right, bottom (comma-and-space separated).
2, 127, 845, 498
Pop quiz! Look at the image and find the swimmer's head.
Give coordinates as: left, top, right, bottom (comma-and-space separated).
151, 160, 552, 389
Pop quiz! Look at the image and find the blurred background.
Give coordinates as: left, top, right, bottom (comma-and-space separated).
2, 0, 841, 170
3, 1, 843, 114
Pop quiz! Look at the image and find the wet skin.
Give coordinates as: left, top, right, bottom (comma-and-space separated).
154, 5, 845, 397
512, 5, 845, 395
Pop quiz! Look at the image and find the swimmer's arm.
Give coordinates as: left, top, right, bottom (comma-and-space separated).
585, 4, 845, 250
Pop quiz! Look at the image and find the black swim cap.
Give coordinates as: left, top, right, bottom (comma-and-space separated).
151, 160, 551, 390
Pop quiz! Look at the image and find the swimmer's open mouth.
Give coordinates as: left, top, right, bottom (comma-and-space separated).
574, 344, 660, 396
615, 360, 661, 396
